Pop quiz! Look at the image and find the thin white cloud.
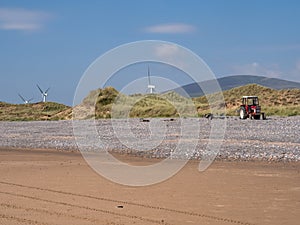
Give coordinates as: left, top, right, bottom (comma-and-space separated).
255, 44, 300, 52
290, 60, 300, 82
144, 23, 196, 34
295, 60, 300, 71
153, 43, 189, 70
230, 62, 284, 78
0, 8, 52, 31
154, 43, 179, 58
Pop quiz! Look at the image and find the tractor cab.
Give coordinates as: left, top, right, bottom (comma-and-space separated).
242, 96, 259, 106
239, 96, 261, 119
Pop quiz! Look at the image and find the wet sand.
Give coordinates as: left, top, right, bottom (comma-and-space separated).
0, 148, 299, 225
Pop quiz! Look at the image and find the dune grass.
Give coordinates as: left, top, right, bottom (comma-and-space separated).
1, 84, 299, 121
194, 84, 300, 116
0, 102, 71, 121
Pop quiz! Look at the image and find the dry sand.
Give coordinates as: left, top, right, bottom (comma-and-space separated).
0, 148, 299, 225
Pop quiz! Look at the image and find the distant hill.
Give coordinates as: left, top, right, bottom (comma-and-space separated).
173, 75, 300, 97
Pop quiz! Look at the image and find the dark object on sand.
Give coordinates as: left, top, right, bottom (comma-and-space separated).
204, 113, 213, 120
140, 118, 150, 122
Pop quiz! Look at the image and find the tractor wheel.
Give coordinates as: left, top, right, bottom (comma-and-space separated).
254, 115, 260, 120
239, 107, 247, 119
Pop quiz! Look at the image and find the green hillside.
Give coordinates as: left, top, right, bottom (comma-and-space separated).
1, 84, 299, 121
194, 84, 300, 116
0, 102, 72, 121
79, 84, 300, 119
77, 87, 196, 119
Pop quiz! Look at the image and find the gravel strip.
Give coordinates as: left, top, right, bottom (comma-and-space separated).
0, 116, 299, 162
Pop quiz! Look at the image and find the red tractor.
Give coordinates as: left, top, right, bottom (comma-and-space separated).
239, 96, 265, 120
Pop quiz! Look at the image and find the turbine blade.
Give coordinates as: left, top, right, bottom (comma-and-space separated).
45, 87, 50, 93
18, 93, 26, 102
28, 98, 34, 102
36, 84, 43, 94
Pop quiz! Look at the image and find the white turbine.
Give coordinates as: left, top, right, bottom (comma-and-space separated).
147, 66, 155, 94
37, 84, 50, 102
18, 93, 33, 104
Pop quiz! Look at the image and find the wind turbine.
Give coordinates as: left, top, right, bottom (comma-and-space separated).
18, 94, 33, 104
37, 84, 50, 102
147, 66, 155, 94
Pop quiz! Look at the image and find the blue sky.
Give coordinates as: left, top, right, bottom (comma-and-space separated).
0, 0, 299, 105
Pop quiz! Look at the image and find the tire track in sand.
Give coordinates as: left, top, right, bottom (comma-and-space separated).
0, 181, 255, 225
0, 190, 167, 224
0, 213, 51, 225
0, 203, 101, 224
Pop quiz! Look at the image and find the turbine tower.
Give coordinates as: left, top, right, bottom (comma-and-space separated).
147, 66, 155, 94
18, 94, 33, 104
37, 84, 50, 102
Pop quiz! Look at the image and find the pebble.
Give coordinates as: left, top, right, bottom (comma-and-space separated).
0, 116, 299, 162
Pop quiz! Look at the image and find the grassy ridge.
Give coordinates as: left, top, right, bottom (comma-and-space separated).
1, 84, 299, 121
194, 84, 300, 116
78, 84, 300, 119
0, 102, 71, 121
78, 87, 196, 119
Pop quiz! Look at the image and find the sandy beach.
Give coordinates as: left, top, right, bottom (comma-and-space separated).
0, 148, 299, 225
1, 1, 300, 224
